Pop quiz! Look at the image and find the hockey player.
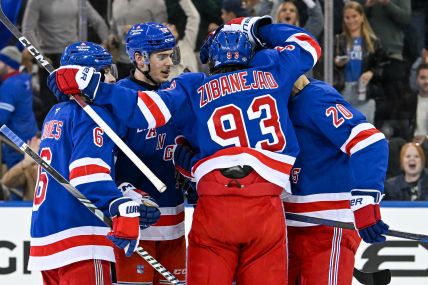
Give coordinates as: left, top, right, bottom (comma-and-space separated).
285, 75, 389, 284
112, 22, 187, 284
31, 42, 160, 285
46, 16, 321, 284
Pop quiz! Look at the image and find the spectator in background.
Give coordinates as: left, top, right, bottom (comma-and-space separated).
334, 1, 385, 124
384, 142, 428, 201
409, 63, 428, 144
409, 48, 428, 93
0, 46, 38, 170
275, 0, 324, 39
361, 0, 411, 132
221, 0, 249, 23
1, 133, 40, 201
108, 0, 167, 79
166, 0, 201, 79
245, 0, 277, 17
22, 0, 109, 129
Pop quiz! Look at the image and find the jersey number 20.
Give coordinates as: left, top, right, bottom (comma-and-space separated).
208, 95, 286, 152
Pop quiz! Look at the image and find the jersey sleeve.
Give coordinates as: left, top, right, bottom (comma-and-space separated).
94, 76, 194, 130
303, 84, 388, 192
68, 106, 123, 216
259, 23, 321, 70
0, 80, 17, 124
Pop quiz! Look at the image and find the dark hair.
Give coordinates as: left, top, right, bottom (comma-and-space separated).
416, 63, 428, 77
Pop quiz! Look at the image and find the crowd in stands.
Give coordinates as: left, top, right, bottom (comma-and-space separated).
0, 0, 427, 201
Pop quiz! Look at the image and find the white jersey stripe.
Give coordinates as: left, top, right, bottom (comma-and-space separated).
193, 152, 295, 190
286, 33, 319, 66
28, 245, 115, 271
0, 102, 15, 112
285, 209, 354, 227
70, 173, 113, 187
30, 226, 109, 246
69, 157, 111, 171
139, 222, 185, 241
283, 192, 351, 203
348, 133, 385, 155
145, 91, 172, 124
137, 95, 157, 129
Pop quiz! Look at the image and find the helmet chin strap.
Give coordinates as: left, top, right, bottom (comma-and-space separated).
133, 61, 160, 88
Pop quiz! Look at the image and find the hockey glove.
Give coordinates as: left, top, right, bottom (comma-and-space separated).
47, 65, 101, 100
224, 16, 273, 47
350, 189, 389, 244
173, 136, 196, 179
107, 197, 141, 257
47, 73, 70, 102
118, 182, 161, 229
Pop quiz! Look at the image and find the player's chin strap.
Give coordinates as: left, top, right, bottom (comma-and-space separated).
133, 62, 160, 88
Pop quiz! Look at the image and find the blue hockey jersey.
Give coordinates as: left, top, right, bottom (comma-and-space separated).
115, 76, 185, 240
28, 101, 125, 270
0, 72, 38, 168
91, 24, 321, 191
284, 79, 388, 226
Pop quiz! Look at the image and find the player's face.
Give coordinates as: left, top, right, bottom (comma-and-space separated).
148, 50, 174, 84
417, 68, 428, 93
103, 68, 116, 83
276, 2, 298, 25
402, 145, 423, 176
344, 8, 363, 34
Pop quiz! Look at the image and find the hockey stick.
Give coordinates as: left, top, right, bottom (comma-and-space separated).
0, 2, 166, 193
285, 213, 404, 285
0, 125, 180, 284
285, 212, 428, 243
353, 268, 391, 285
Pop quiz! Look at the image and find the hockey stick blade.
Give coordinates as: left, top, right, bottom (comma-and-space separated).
0, 125, 180, 284
353, 268, 391, 285
285, 213, 428, 243
0, 1, 166, 193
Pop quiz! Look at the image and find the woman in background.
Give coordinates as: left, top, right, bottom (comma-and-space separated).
334, 1, 385, 124
385, 142, 428, 201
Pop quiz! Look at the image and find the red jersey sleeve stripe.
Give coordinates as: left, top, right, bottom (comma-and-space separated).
138, 91, 171, 127
284, 200, 350, 213
69, 164, 110, 179
344, 128, 380, 156
153, 211, 185, 227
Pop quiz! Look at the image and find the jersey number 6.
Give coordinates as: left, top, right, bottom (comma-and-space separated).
33, 147, 52, 210
207, 95, 286, 152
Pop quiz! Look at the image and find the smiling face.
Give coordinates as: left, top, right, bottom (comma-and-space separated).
343, 7, 363, 35
401, 145, 424, 176
276, 2, 298, 25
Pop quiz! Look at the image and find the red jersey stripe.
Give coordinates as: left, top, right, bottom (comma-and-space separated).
193, 147, 293, 175
69, 164, 110, 179
345, 128, 379, 155
295, 34, 321, 59
30, 235, 112, 257
284, 200, 350, 213
137, 91, 166, 127
153, 212, 185, 227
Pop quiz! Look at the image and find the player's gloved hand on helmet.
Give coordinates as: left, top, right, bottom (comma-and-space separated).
47, 73, 70, 102
47, 65, 101, 100
200, 30, 217, 64
350, 189, 389, 244
173, 136, 195, 179
223, 16, 273, 47
107, 197, 141, 257
118, 182, 161, 229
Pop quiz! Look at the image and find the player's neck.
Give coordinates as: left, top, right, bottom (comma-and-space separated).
134, 69, 156, 87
